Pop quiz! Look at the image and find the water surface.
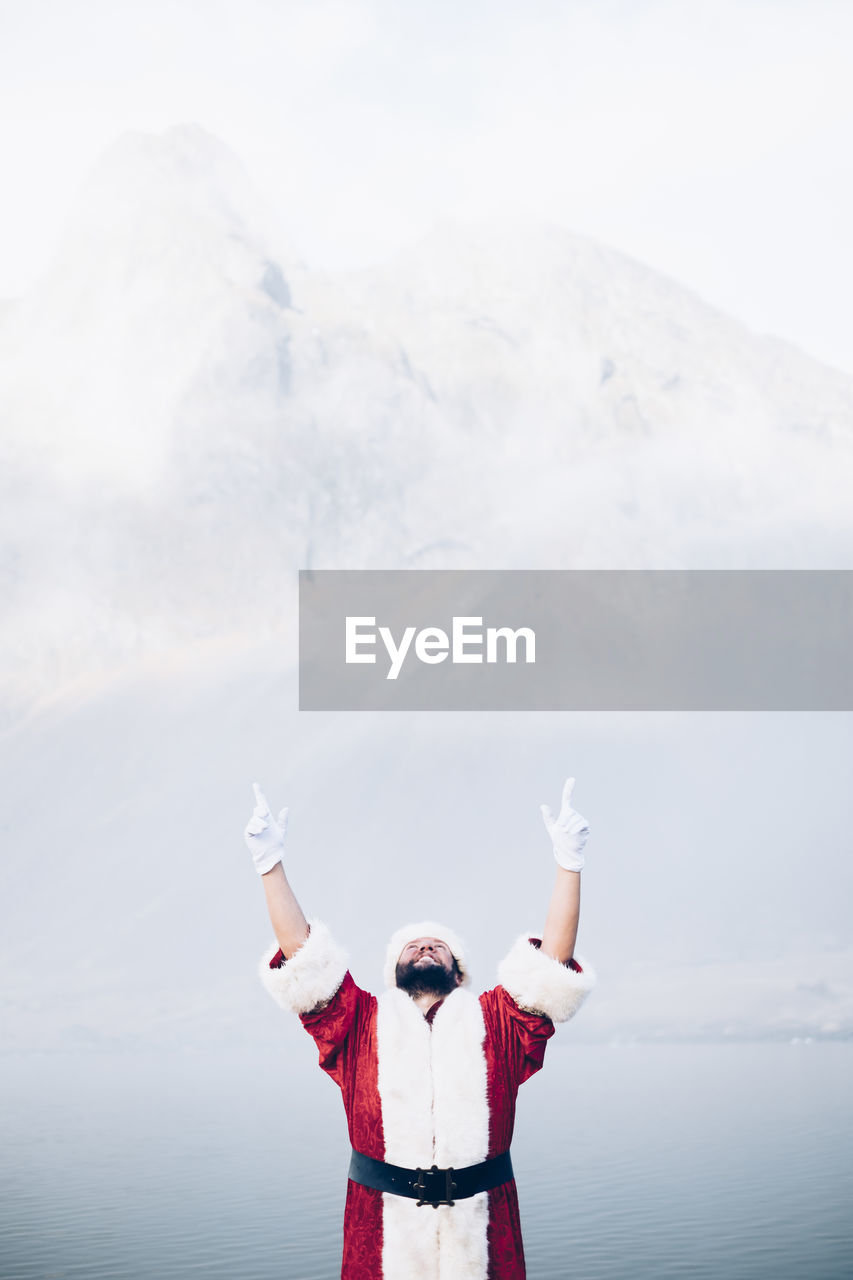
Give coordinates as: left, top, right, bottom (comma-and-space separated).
2, 1042, 850, 1279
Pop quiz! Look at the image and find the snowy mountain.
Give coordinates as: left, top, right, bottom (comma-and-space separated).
2, 124, 853, 718
2, 126, 852, 1051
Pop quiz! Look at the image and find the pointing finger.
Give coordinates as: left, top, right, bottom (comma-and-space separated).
561, 777, 576, 810
252, 782, 271, 815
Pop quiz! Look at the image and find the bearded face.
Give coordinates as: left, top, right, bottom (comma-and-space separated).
394, 938, 462, 998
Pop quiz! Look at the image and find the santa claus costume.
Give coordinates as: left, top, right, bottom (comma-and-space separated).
260, 918, 595, 1280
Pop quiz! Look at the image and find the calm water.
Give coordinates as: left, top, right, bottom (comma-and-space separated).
1, 1042, 851, 1279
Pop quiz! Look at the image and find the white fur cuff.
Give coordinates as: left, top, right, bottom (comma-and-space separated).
258, 918, 349, 1015
497, 935, 596, 1023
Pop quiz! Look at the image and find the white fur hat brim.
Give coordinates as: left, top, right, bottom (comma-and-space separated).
384, 920, 469, 989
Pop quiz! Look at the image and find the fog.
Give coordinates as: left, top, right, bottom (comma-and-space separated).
1, 7, 852, 1054
2, 639, 851, 1048
2, 0, 853, 375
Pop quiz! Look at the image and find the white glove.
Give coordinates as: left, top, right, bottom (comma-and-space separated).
540, 776, 589, 872
244, 782, 289, 875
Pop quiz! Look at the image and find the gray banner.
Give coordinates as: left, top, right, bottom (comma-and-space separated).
298, 570, 853, 710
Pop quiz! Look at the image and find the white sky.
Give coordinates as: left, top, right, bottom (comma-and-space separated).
2, 0, 852, 373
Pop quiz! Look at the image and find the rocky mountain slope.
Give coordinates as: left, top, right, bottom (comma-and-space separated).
2, 125, 853, 718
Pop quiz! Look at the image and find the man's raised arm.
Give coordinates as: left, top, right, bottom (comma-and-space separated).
539, 777, 588, 965
244, 782, 310, 958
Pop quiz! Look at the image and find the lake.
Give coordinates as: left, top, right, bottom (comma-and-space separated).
1, 1041, 851, 1279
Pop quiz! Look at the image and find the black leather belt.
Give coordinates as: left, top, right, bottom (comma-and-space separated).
348, 1148, 513, 1207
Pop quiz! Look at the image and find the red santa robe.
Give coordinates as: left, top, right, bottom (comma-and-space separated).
260, 921, 594, 1280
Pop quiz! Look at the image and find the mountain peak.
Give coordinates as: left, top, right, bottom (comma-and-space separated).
1, 125, 294, 491
58, 122, 282, 274
78, 123, 264, 232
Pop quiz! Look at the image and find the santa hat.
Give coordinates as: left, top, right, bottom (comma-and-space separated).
383, 920, 470, 989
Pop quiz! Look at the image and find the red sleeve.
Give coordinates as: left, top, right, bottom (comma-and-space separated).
481, 984, 555, 1089
298, 971, 375, 1091
482, 938, 582, 1088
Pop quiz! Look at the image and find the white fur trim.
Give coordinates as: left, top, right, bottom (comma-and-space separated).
382, 1194, 439, 1280
497, 935, 596, 1023
257, 918, 348, 1015
382, 1194, 488, 1280
383, 920, 470, 989
377, 989, 434, 1166
376, 988, 489, 1279
430, 993, 489, 1167
437, 1195, 489, 1280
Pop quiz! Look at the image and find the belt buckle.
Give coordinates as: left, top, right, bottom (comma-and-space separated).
413, 1164, 456, 1208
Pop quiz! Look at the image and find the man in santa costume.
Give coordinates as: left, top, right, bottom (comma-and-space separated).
245, 775, 595, 1280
